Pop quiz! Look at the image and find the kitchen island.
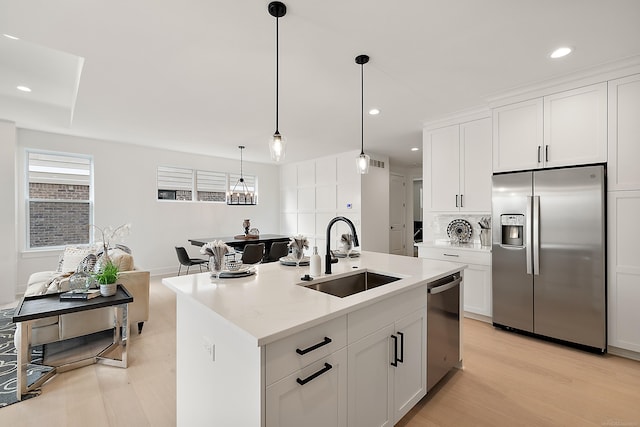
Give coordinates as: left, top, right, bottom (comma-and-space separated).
163, 251, 465, 427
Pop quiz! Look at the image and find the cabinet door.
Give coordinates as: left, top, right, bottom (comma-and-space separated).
266, 348, 348, 427
608, 74, 640, 191
347, 324, 394, 427
492, 98, 543, 172
460, 118, 492, 212
424, 125, 460, 212
463, 263, 492, 318
393, 308, 427, 423
544, 83, 607, 168
608, 191, 640, 353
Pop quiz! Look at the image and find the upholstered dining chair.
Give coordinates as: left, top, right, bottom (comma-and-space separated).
175, 246, 209, 275
265, 241, 290, 263
241, 243, 265, 265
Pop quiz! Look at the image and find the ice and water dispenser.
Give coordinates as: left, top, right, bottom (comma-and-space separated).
500, 214, 525, 247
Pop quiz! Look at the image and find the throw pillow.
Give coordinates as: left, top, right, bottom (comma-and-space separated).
60, 246, 98, 273
108, 248, 134, 272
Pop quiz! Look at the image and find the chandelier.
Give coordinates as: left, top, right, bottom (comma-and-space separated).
227, 145, 256, 205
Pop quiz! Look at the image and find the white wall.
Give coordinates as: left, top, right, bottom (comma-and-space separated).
0, 121, 17, 304
14, 129, 280, 294
361, 153, 391, 253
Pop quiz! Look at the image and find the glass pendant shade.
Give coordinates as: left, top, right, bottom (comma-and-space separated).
269, 131, 286, 162
356, 152, 370, 174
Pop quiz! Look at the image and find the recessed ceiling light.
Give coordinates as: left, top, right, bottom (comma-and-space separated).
411, 147, 419, 152
368, 108, 380, 115
550, 47, 572, 59
17, 85, 32, 92
3, 34, 20, 40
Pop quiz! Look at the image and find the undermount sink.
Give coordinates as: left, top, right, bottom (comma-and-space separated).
302, 271, 401, 298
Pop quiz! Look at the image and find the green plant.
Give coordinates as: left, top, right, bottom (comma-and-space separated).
95, 261, 119, 285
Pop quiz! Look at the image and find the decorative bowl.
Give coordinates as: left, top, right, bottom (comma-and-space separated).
225, 259, 243, 271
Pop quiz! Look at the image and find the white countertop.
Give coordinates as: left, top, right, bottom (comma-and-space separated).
415, 239, 492, 253
162, 251, 465, 346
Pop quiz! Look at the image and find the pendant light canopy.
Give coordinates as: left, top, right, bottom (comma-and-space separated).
355, 54, 370, 174
227, 145, 257, 205
268, 2, 287, 162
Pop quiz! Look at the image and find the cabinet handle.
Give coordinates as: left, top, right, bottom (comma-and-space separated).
443, 253, 459, 257
545, 145, 549, 162
460, 194, 464, 208
397, 332, 404, 364
296, 363, 332, 386
537, 146, 541, 163
455, 195, 459, 208
391, 335, 398, 367
296, 337, 332, 355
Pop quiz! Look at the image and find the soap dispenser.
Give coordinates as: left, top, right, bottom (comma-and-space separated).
310, 246, 321, 277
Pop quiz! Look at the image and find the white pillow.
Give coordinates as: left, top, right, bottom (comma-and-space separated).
60, 246, 97, 273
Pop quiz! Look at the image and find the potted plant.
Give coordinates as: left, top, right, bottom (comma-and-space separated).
95, 260, 119, 296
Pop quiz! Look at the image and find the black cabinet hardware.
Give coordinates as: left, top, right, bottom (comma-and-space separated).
391, 334, 398, 367
455, 195, 459, 208
537, 145, 542, 163
397, 332, 404, 363
296, 363, 332, 386
296, 337, 332, 355
545, 145, 549, 162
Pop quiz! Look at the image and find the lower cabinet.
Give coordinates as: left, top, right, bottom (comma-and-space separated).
264, 286, 432, 427
418, 246, 492, 320
266, 348, 348, 427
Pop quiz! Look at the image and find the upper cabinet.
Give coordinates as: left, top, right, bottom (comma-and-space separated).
424, 117, 492, 213
492, 82, 607, 173
608, 73, 640, 191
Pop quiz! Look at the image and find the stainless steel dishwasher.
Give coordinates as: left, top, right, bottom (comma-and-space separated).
426, 272, 461, 392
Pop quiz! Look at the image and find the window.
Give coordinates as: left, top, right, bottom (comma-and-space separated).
156, 166, 258, 204
157, 166, 193, 200
196, 170, 227, 202
27, 150, 93, 249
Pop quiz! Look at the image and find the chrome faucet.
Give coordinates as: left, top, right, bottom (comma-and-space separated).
325, 216, 360, 274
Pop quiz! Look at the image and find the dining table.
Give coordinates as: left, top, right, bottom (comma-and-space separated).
188, 234, 291, 261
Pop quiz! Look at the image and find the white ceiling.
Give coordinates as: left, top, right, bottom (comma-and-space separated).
1, 0, 640, 168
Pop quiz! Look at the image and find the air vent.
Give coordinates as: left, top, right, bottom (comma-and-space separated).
369, 159, 385, 169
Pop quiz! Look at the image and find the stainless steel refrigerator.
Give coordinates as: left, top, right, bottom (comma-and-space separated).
491, 164, 606, 352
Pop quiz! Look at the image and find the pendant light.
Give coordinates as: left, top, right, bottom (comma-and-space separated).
227, 146, 256, 205
355, 54, 370, 174
268, 2, 287, 162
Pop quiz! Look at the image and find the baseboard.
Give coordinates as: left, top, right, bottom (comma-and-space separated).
608, 345, 640, 362
463, 311, 492, 323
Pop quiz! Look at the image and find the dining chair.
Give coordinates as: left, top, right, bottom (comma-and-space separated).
265, 241, 290, 263
175, 246, 209, 275
241, 243, 265, 265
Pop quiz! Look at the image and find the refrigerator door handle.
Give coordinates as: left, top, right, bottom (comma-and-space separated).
533, 195, 540, 276
526, 196, 532, 275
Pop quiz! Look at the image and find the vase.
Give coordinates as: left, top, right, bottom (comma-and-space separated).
480, 229, 491, 247
100, 283, 117, 297
243, 219, 251, 235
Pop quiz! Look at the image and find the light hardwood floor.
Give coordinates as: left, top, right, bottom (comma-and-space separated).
2, 276, 640, 426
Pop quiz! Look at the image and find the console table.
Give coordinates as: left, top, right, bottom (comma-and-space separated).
12, 285, 133, 401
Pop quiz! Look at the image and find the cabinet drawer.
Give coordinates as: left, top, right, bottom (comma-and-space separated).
419, 246, 491, 266
266, 315, 347, 385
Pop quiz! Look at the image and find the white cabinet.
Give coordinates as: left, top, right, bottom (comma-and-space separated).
608, 191, 640, 354
418, 246, 492, 320
266, 348, 348, 427
265, 315, 348, 426
424, 117, 492, 213
347, 286, 428, 427
608, 74, 640, 191
492, 83, 607, 172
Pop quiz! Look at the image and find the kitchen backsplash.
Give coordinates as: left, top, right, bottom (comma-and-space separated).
423, 213, 491, 244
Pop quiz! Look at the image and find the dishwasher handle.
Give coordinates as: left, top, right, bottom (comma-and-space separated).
427, 276, 462, 295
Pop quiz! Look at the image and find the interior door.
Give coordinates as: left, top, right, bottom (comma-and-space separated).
389, 174, 406, 255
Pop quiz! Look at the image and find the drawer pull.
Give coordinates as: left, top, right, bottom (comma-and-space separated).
443, 253, 459, 257
296, 363, 332, 386
296, 337, 332, 355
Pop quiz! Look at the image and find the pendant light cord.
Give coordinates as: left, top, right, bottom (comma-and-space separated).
275, 16, 279, 133
360, 62, 364, 155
